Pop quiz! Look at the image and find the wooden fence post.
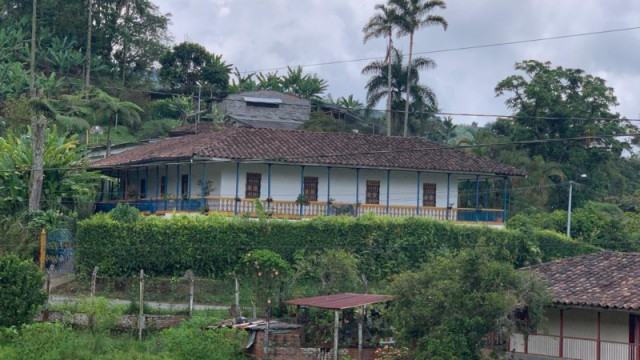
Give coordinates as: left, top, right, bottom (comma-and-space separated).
39, 229, 46, 270
234, 273, 240, 317
91, 266, 99, 297
139, 269, 144, 341
43, 264, 55, 321
185, 270, 194, 318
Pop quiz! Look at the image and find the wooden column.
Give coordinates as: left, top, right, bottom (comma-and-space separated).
333, 310, 340, 360
596, 311, 601, 360
559, 309, 564, 358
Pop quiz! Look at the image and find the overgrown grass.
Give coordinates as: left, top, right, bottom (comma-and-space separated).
0, 314, 246, 360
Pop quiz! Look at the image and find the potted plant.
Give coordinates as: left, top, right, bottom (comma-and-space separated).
295, 194, 310, 206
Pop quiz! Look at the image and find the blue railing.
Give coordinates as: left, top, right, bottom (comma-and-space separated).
96, 199, 205, 214
456, 208, 504, 223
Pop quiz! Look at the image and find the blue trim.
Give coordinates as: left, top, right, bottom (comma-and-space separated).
201, 162, 206, 208
164, 165, 168, 209
386, 170, 390, 214
484, 179, 489, 208
100, 180, 105, 201
446, 173, 451, 220
145, 166, 149, 199
355, 169, 360, 217
299, 166, 305, 217
155, 166, 159, 199
475, 175, 480, 223
234, 162, 240, 216
136, 167, 140, 199
267, 164, 272, 210
326, 167, 331, 216
188, 162, 192, 198
466, 179, 471, 207
175, 165, 180, 198
416, 172, 421, 215
503, 177, 508, 223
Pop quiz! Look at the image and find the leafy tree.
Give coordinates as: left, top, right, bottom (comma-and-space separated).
389, 0, 447, 137
363, 3, 399, 136
495, 60, 639, 209
281, 66, 328, 99
363, 48, 437, 136
391, 250, 550, 359
0, 125, 102, 214
241, 250, 292, 312
298, 110, 343, 133
0, 254, 47, 327
159, 42, 231, 97
292, 249, 362, 295
228, 67, 258, 93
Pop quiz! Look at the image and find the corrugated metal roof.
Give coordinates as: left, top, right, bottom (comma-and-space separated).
243, 97, 283, 104
285, 293, 393, 310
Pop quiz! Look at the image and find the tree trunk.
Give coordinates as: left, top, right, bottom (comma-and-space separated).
121, 1, 129, 86
403, 32, 414, 137
29, 116, 46, 211
386, 31, 393, 137
85, 0, 92, 89
28, 0, 44, 212
29, 0, 36, 98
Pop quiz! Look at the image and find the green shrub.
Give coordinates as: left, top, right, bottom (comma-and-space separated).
0, 255, 47, 327
159, 325, 246, 360
76, 215, 598, 279
108, 204, 141, 223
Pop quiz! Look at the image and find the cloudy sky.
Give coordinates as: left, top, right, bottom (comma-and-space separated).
154, 0, 640, 125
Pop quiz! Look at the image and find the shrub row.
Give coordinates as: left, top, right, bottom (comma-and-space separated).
76, 214, 599, 278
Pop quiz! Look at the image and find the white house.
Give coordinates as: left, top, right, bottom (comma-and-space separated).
90, 126, 524, 224
509, 251, 640, 360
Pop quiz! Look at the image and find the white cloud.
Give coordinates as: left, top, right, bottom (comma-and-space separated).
155, 0, 640, 125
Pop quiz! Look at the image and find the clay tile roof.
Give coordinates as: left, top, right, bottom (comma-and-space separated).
285, 293, 393, 310
525, 251, 640, 310
90, 127, 526, 176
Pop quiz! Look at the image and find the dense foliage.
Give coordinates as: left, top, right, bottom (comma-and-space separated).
76, 214, 597, 278
391, 250, 550, 359
0, 255, 46, 327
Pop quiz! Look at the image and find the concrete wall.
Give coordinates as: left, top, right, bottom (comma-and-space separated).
222, 90, 310, 121
564, 308, 597, 339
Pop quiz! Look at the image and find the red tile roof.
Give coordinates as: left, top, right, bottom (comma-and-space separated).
526, 251, 640, 310
286, 293, 393, 310
90, 127, 526, 176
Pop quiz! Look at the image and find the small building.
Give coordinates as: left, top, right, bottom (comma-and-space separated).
221, 90, 311, 130
90, 127, 524, 224
510, 251, 640, 360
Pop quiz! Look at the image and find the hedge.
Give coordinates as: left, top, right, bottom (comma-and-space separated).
76, 214, 599, 278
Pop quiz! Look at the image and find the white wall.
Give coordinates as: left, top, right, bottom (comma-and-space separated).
118, 162, 468, 208
564, 309, 598, 339
601, 311, 629, 343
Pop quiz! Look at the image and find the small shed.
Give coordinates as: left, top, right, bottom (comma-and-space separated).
286, 293, 393, 360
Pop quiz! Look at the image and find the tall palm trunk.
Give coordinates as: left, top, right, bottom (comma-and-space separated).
403, 31, 414, 137
85, 0, 92, 89
28, 0, 45, 211
386, 31, 393, 137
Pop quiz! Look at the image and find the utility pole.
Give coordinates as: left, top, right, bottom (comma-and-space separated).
566, 181, 573, 238
85, 0, 92, 89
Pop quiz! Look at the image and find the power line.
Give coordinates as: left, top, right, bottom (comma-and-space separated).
243, 26, 640, 73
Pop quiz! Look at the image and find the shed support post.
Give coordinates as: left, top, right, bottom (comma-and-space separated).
333, 310, 339, 360
446, 173, 451, 220
326, 167, 331, 216
475, 175, 480, 223
234, 162, 240, 216
386, 170, 390, 215
355, 169, 360, 217
358, 305, 364, 360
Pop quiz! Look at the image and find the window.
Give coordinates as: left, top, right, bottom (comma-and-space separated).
160, 176, 166, 197
181, 175, 189, 198
245, 173, 261, 199
366, 180, 380, 204
423, 183, 436, 207
140, 179, 147, 199
304, 177, 319, 202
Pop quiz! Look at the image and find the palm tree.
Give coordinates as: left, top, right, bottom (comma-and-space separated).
363, 3, 399, 137
389, 0, 447, 137
362, 48, 437, 136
